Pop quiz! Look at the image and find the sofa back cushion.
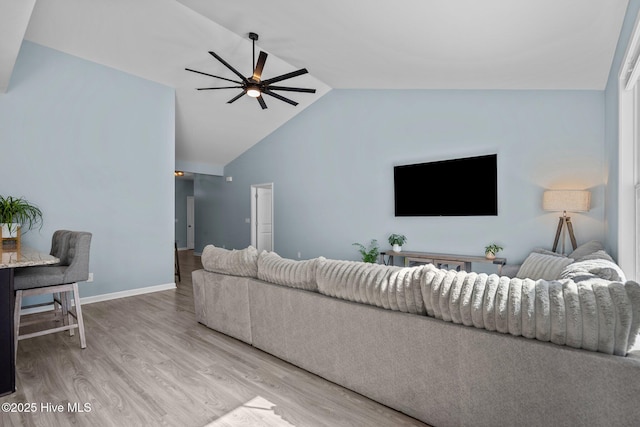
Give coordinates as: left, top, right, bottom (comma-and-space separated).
421, 263, 640, 356
316, 259, 426, 315
257, 251, 322, 291
201, 245, 258, 278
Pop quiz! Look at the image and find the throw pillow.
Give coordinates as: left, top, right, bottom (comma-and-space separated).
567, 240, 605, 260
201, 245, 259, 278
560, 258, 627, 282
574, 249, 614, 263
516, 252, 574, 280
257, 251, 322, 291
532, 247, 566, 257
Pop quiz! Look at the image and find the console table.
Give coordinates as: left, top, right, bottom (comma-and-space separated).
1, 247, 59, 396
380, 250, 506, 274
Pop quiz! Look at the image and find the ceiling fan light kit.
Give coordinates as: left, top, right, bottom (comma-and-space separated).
186, 32, 316, 109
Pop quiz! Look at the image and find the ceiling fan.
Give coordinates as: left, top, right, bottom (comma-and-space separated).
186, 32, 316, 109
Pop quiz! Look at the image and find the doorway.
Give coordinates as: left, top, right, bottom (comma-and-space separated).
251, 183, 274, 252
186, 196, 195, 250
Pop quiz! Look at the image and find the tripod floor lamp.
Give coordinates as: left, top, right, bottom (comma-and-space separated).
542, 190, 591, 254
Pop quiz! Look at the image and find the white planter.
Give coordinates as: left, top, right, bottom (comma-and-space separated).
393, 244, 402, 252
1, 223, 20, 238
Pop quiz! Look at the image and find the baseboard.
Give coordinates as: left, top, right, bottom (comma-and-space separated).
20, 282, 177, 315
81, 283, 177, 305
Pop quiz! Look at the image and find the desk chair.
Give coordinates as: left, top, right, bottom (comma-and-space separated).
13, 230, 92, 357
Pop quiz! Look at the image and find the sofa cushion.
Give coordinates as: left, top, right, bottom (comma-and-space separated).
201, 245, 258, 278
257, 251, 322, 291
316, 259, 426, 315
516, 252, 574, 280
420, 263, 640, 355
567, 240, 605, 260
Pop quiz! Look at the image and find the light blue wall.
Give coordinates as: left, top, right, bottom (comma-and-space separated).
175, 178, 194, 249
605, 0, 640, 260
216, 89, 605, 266
194, 174, 226, 254
0, 41, 175, 297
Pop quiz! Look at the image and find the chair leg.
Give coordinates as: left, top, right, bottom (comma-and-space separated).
64, 291, 74, 337
55, 291, 69, 331
72, 283, 86, 349
14, 290, 22, 362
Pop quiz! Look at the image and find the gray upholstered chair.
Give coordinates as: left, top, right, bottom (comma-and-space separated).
13, 230, 92, 356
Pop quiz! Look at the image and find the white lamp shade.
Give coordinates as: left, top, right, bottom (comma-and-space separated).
542, 190, 591, 212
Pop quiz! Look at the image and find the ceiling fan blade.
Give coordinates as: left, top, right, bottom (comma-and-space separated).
261, 68, 308, 85
253, 51, 268, 81
197, 86, 243, 90
267, 85, 316, 93
227, 91, 246, 104
263, 89, 298, 106
185, 68, 242, 84
209, 51, 249, 83
257, 95, 267, 110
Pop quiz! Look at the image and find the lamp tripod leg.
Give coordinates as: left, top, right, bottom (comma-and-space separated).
552, 217, 564, 252
565, 217, 578, 251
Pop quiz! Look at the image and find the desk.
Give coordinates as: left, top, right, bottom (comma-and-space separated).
380, 250, 506, 274
1, 247, 59, 396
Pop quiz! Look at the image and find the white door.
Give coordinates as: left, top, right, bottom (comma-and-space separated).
251, 184, 273, 252
186, 196, 195, 250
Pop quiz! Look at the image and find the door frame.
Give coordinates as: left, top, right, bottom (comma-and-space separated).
618, 7, 640, 281
251, 183, 274, 252
186, 196, 195, 250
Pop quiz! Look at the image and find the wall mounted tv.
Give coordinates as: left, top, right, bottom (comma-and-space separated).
394, 154, 497, 216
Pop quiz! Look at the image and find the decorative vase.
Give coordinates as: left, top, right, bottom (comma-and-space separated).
485, 252, 496, 260
1, 223, 19, 238
393, 244, 402, 253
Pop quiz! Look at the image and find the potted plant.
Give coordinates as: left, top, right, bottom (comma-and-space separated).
484, 243, 503, 260
0, 195, 43, 238
388, 234, 407, 253
353, 239, 379, 263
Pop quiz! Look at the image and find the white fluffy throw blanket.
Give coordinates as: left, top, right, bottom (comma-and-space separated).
421, 264, 640, 356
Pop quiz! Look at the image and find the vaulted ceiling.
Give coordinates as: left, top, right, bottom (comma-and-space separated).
1, 0, 630, 172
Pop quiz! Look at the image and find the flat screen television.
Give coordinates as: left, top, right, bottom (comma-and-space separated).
394, 154, 497, 216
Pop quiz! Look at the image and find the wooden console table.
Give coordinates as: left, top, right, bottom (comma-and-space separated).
380, 250, 506, 274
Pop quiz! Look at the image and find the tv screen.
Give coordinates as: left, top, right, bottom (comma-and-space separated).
394, 154, 497, 216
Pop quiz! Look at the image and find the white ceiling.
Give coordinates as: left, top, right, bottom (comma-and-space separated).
0, 0, 630, 171
0, 0, 35, 92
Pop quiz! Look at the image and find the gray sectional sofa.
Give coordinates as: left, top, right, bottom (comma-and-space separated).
192, 243, 640, 427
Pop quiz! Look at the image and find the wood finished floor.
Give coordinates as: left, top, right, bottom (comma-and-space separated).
0, 251, 431, 427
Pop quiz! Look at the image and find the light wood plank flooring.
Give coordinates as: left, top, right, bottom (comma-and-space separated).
1, 250, 431, 427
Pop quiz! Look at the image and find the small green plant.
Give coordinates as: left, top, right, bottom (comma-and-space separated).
353, 239, 379, 263
0, 195, 43, 235
484, 243, 503, 256
388, 234, 407, 246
